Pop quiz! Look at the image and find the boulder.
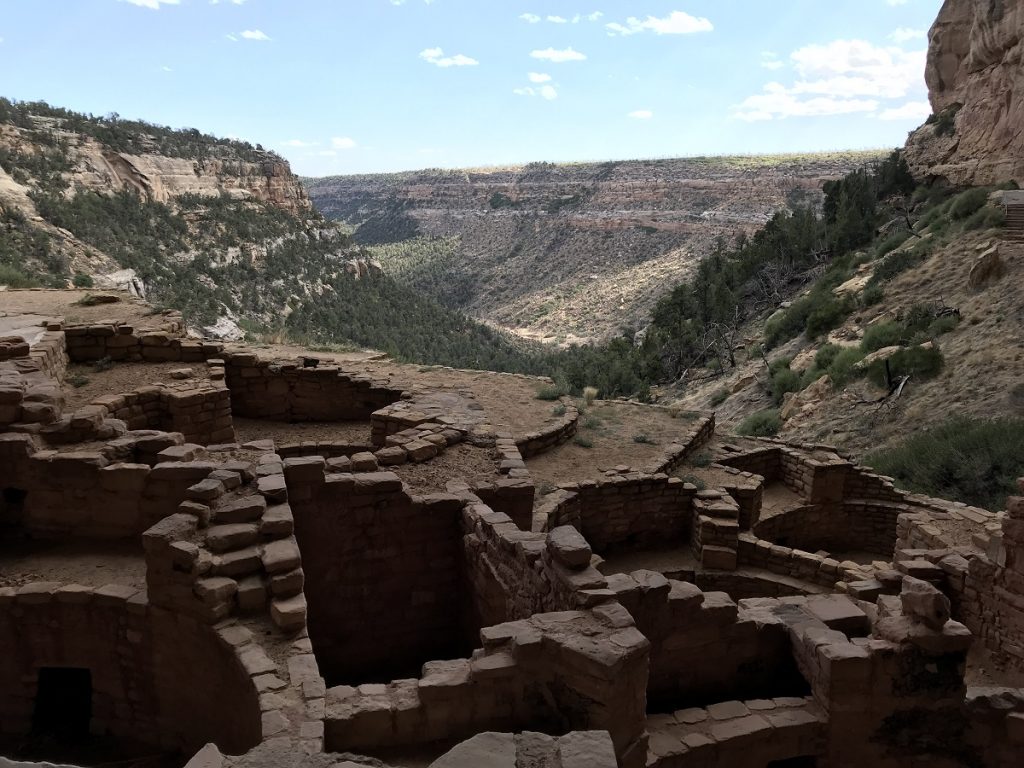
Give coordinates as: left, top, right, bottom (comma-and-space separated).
900, 575, 951, 630
968, 245, 1005, 290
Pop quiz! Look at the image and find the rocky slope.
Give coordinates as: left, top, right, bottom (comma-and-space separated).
307, 153, 883, 344
905, 0, 1024, 186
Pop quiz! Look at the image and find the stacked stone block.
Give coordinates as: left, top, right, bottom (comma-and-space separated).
545, 472, 696, 555
515, 400, 579, 458
224, 353, 402, 422
691, 489, 740, 570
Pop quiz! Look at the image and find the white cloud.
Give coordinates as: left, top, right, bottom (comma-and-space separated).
890, 27, 926, 43
735, 86, 880, 122
161, 65, 173, 72
528, 72, 552, 83
547, 15, 568, 23
586, 11, 603, 21
282, 139, 318, 147
240, 29, 271, 41
520, 13, 541, 23
515, 85, 558, 100
628, 110, 653, 119
331, 137, 357, 150
878, 101, 932, 120
119, 0, 180, 8
606, 11, 713, 37
530, 47, 586, 63
225, 33, 238, 41
210, 0, 246, 4
420, 47, 478, 67
760, 51, 784, 70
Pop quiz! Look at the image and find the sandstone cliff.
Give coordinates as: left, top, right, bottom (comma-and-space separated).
905, 0, 1024, 186
307, 153, 883, 343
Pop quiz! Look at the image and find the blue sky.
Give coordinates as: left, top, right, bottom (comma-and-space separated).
0, 0, 943, 176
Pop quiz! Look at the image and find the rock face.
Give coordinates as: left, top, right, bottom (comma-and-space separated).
905, 0, 1024, 185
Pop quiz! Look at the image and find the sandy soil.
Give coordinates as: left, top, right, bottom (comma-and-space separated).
0, 539, 146, 589
63, 361, 212, 411
527, 402, 701, 489
759, 482, 807, 519
599, 546, 698, 576
232, 417, 373, 447
0, 288, 158, 327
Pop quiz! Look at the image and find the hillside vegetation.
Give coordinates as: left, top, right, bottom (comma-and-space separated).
0, 98, 547, 370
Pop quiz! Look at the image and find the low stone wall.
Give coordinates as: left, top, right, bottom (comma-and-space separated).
463, 501, 609, 629
64, 314, 221, 364
0, 431, 241, 537
323, 609, 649, 768
959, 484, 1024, 670
736, 532, 845, 589
545, 473, 695, 555
752, 500, 906, 557
224, 353, 402, 422
606, 574, 797, 710
0, 331, 67, 429
467, 435, 534, 530
646, 413, 716, 474
0, 584, 262, 756
646, 696, 827, 768
515, 401, 579, 458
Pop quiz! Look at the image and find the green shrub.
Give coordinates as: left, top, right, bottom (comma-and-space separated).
875, 231, 911, 258
710, 388, 730, 407
804, 296, 852, 339
770, 367, 802, 405
865, 417, 1024, 510
861, 321, 906, 352
866, 345, 943, 387
552, 404, 567, 417
738, 409, 781, 437
679, 474, 707, 491
861, 284, 885, 308
72, 272, 94, 288
814, 344, 841, 370
536, 384, 566, 401
799, 366, 825, 389
0, 264, 38, 288
573, 435, 594, 449
962, 205, 1005, 231
67, 373, 89, 388
827, 347, 867, 387
768, 357, 792, 376
633, 434, 656, 444
868, 241, 931, 286
93, 356, 114, 372
690, 451, 713, 468
583, 416, 603, 430
948, 188, 990, 220
928, 315, 960, 337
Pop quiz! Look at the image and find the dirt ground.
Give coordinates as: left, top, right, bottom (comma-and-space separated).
232, 417, 373, 447
391, 443, 499, 494
0, 539, 146, 589
62, 361, 212, 411
0, 288, 159, 327
527, 401, 702, 489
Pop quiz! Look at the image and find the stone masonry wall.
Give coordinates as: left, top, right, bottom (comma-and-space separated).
283, 458, 470, 685
0, 431, 229, 538
545, 473, 695, 555
0, 584, 261, 756
224, 353, 403, 422
324, 609, 650, 768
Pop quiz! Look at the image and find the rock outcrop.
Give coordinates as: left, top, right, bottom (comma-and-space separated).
905, 0, 1024, 185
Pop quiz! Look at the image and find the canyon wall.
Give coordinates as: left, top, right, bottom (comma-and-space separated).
307, 153, 882, 343
905, 0, 1024, 186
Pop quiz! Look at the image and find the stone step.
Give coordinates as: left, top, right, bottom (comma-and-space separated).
206, 523, 259, 553
212, 494, 267, 524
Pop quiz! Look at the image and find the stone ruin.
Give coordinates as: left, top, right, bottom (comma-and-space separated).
0, 300, 1023, 768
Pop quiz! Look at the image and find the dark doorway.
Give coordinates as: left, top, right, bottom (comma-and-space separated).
32, 667, 93, 743
0, 487, 27, 526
